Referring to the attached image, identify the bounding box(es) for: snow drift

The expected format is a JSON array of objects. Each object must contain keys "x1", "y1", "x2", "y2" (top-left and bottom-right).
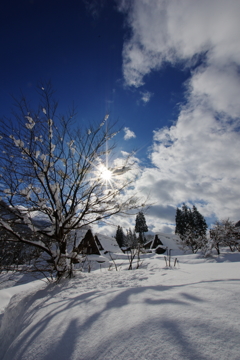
[{"x1": 1, "y1": 249, "x2": 240, "y2": 360}]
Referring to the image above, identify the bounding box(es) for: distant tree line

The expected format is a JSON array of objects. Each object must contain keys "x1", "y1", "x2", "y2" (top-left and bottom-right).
[
  {"x1": 115, "y1": 211, "x2": 148, "y2": 249},
  {"x1": 175, "y1": 204, "x2": 208, "y2": 253},
  {"x1": 175, "y1": 203, "x2": 240, "y2": 254}
]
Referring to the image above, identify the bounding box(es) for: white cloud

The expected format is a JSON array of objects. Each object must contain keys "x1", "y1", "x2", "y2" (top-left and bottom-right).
[
  {"x1": 130, "y1": 88, "x2": 240, "y2": 229},
  {"x1": 115, "y1": 0, "x2": 240, "y2": 232},
  {"x1": 123, "y1": 127, "x2": 136, "y2": 140},
  {"x1": 118, "y1": 0, "x2": 240, "y2": 87},
  {"x1": 140, "y1": 90, "x2": 153, "y2": 104}
]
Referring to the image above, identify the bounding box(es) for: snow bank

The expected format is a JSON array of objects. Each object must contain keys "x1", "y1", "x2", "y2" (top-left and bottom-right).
[
  {"x1": 0, "y1": 280, "x2": 44, "y2": 315},
  {"x1": 1, "y1": 252, "x2": 240, "y2": 360}
]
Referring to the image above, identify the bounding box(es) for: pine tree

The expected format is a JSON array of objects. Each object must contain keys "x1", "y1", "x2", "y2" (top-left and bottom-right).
[
  {"x1": 192, "y1": 205, "x2": 208, "y2": 238},
  {"x1": 175, "y1": 204, "x2": 207, "y2": 253},
  {"x1": 126, "y1": 228, "x2": 138, "y2": 248},
  {"x1": 115, "y1": 226, "x2": 125, "y2": 248},
  {"x1": 175, "y1": 207, "x2": 184, "y2": 236},
  {"x1": 175, "y1": 204, "x2": 192, "y2": 236},
  {"x1": 135, "y1": 211, "x2": 148, "y2": 243}
]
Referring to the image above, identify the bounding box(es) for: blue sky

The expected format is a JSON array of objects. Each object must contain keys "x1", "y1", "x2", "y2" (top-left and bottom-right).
[
  {"x1": 0, "y1": 0, "x2": 189, "y2": 155},
  {"x1": 1, "y1": 0, "x2": 240, "y2": 234}
]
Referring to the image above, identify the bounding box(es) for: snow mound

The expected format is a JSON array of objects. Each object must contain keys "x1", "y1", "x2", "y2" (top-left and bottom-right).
[{"x1": 1, "y1": 252, "x2": 240, "y2": 360}]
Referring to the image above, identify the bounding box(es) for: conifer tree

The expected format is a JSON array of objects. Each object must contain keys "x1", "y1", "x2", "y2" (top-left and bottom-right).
[
  {"x1": 175, "y1": 207, "x2": 184, "y2": 236},
  {"x1": 126, "y1": 228, "x2": 138, "y2": 248},
  {"x1": 192, "y1": 205, "x2": 208, "y2": 238},
  {"x1": 135, "y1": 211, "x2": 148, "y2": 243},
  {"x1": 115, "y1": 226, "x2": 125, "y2": 248},
  {"x1": 175, "y1": 204, "x2": 207, "y2": 253}
]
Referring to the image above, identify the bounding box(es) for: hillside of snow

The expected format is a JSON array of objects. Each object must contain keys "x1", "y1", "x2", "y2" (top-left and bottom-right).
[{"x1": 1, "y1": 247, "x2": 240, "y2": 360}]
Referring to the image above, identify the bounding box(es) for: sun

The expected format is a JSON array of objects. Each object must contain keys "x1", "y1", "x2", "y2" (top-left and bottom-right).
[{"x1": 99, "y1": 166, "x2": 112, "y2": 182}]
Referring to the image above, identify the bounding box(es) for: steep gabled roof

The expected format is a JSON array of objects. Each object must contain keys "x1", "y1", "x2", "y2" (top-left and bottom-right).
[
  {"x1": 95, "y1": 233, "x2": 121, "y2": 253},
  {"x1": 94, "y1": 235, "x2": 104, "y2": 251},
  {"x1": 75, "y1": 230, "x2": 122, "y2": 255},
  {"x1": 144, "y1": 235, "x2": 163, "y2": 249},
  {"x1": 150, "y1": 235, "x2": 163, "y2": 249},
  {"x1": 76, "y1": 229, "x2": 101, "y2": 255}
]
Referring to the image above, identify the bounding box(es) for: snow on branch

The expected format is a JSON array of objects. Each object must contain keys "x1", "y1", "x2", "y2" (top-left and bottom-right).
[{"x1": 0, "y1": 84, "x2": 144, "y2": 280}]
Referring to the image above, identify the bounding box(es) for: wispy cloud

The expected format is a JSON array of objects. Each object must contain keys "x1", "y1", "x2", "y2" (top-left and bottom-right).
[
  {"x1": 140, "y1": 91, "x2": 153, "y2": 104},
  {"x1": 83, "y1": 0, "x2": 106, "y2": 19},
  {"x1": 123, "y1": 127, "x2": 136, "y2": 140},
  {"x1": 116, "y1": 0, "x2": 240, "y2": 231}
]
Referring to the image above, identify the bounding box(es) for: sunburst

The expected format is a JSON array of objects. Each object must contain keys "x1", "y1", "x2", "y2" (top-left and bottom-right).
[
  {"x1": 99, "y1": 165, "x2": 113, "y2": 182},
  {"x1": 89, "y1": 114, "x2": 130, "y2": 189}
]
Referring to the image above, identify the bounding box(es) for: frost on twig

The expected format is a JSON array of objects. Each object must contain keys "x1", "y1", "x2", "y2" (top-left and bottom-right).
[{"x1": 0, "y1": 84, "x2": 144, "y2": 280}]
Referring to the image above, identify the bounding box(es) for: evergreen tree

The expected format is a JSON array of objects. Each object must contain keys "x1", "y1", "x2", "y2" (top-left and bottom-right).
[
  {"x1": 125, "y1": 228, "x2": 138, "y2": 248},
  {"x1": 115, "y1": 226, "x2": 125, "y2": 248},
  {"x1": 175, "y1": 207, "x2": 184, "y2": 236},
  {"x1": 175, "y1": 204, "x2": 208, "y2": 253},
  {"x1": 175, "y1": 204, "x2": 191, "y2": 236},
  {"x1": 135, "y1": 211, "x2": 148, "y2": 243},
  {"x1": 192, "y1": 205, "x2": 208, "y2": 238}
]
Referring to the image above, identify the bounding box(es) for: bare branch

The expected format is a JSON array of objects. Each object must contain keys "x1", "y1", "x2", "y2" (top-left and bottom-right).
[{"x1": 0, "y1": 84, "x2": 144, "y2": 279}]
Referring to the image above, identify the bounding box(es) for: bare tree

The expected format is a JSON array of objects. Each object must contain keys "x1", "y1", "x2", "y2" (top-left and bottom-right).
[
  {"x1": 0, "y1": 84, "x2": 141, "y2": 279},
  {"x1": 125, "y1": 228, "x2": 143, "y2": 270},
  {"x1": 209, "y1": 219, "x2": 240, "y2": 254}
]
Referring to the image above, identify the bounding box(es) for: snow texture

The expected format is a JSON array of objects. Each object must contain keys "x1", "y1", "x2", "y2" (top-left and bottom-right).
[{"x1": 0, "y1": 240, "x2": 240, "y2": 360}]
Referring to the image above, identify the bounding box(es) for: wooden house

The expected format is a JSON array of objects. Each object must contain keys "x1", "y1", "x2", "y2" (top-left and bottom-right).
[
  {"x1": 76, "y1": 229, "x2": 102, "y2": 255},
  {"x1": 144, "y1": 235, "x2": 163, "y2": 249},
  {"x1": 235, "y1": 220, "x2": 240, "y2": 228}
]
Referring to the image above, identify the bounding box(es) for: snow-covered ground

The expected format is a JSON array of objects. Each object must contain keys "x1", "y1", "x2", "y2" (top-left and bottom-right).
[{"x1": 0, "y1": 247, "x2": 240, "y2": 360}]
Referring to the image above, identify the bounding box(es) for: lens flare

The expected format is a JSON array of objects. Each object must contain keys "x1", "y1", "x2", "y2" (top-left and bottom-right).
[{"x1": 101, "y1": 168, "x2": 112, "y2": 181}]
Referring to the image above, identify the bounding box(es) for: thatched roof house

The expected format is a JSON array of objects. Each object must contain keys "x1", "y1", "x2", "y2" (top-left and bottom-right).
[
  {"x1": 76, "y1": 229, "x2": 102, "y2": 255},
  {"x1": 75, "y1": 229, "x2": 121, "y2": 256},
  {"x1": 144, "y1": 235, "x2": 163, "y2": 249}
]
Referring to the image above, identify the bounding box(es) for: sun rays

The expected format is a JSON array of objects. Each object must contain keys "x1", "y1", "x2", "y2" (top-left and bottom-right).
[
  {"x1": 88, "y1": 114, "x2": 131, "y2": 190},
  {"x1": 98, "y1": 164, "x2": 113, "y2": 187},
  {"x1": 100, "y1": 167, "x2": 112, "y2": 181}
]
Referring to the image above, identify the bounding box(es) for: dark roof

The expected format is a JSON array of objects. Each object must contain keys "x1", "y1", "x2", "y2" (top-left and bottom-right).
[
  {"x1": 76, "y1": 229, "x2": 101, "y2": 255},
  {"x1": 144, "y1": 235, "x2": 163, "y2": 249}
]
